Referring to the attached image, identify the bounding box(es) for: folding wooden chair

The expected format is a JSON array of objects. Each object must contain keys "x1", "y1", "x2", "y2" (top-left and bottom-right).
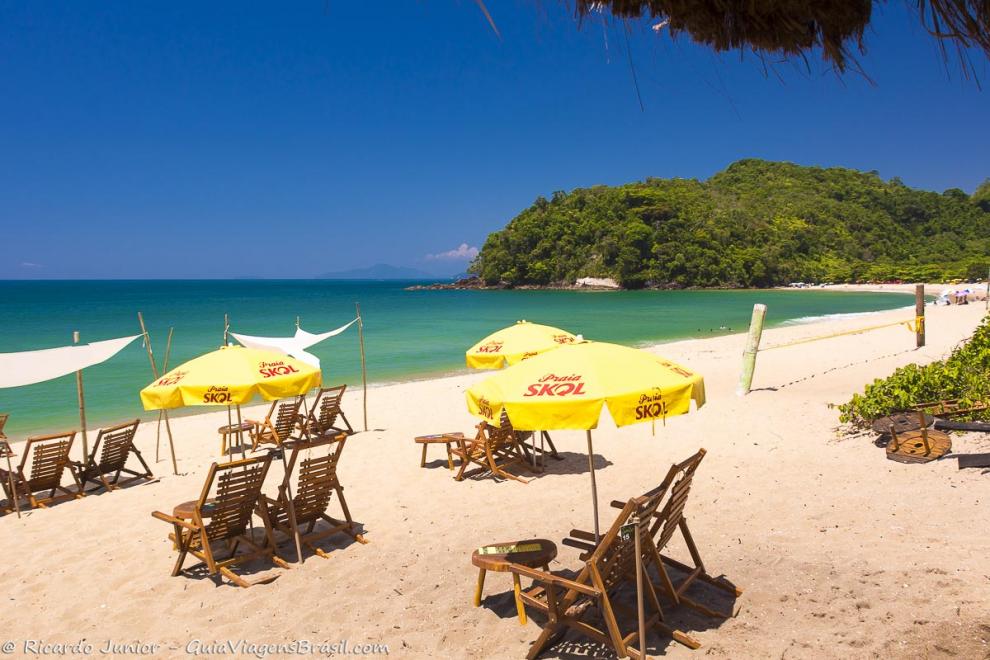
[
  {"x1": 0, "y1": 414, "x2": 20, "y2": 516},
  {"x1": 246, "y1": 396, "x2": 304, "y2": 450},
  {"x1": 506, "y1": 495, "x2": 696, "y2": 659},
  {"x1": 598, "y1": 448, "x2": 742, "y2": 619},
  {"x1": 298, "y1": 385, "x2": 354, "y2": 439},
  {"x1": 151, "y1": 454, "x2": 288, "y2": 588},
  {"x1": 451, "y1": 413, "x2": 534, "y2": 483},
  {"x1": 265, "y1": 434, "x2": 367, "y2": 563},
  {"x1": 73, "y1": 419, "x2": 154, "y2": 493},
  {"x1": 0, "y1": 431, "x2": 84, "y2": 509}
]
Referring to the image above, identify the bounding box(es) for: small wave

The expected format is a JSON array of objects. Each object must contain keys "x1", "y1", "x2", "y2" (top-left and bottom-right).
[{"x1": 779, "y1": 305, "x2": 914, "y2": 326}]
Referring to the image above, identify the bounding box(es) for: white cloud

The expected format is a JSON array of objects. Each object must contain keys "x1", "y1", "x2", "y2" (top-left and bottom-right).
[
  {"x1": 20, "y1": 262, "x2": 42, "y2": 268},
  {"x1": 425, "y1": 243, "x2": 479, "y2": 261}
]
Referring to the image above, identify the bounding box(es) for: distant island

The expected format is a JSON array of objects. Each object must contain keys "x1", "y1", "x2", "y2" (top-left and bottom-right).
[
  {"x1": 317, "y1": 264, "x2": 439, "y2": 280},
  {"x1": 465, "y1": 159, "x2": 990, "y2": 289}
]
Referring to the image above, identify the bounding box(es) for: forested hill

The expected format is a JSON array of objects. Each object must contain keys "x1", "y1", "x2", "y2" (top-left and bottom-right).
[{"x1": 469, "y1": 160, "x2": 990, "y2": 288}]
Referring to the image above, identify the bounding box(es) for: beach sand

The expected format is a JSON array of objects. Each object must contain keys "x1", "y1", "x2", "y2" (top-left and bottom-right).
[{"x1": 1, "y1": 303, "x2": 988, "y2": 659}]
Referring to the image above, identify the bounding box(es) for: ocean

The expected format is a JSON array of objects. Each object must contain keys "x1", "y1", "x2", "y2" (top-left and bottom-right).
[{"x1": 0, "y1": 280, "x2": 912, "y2": 438}]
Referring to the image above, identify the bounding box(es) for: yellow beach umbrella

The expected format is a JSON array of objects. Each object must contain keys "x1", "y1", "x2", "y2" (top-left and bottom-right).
[
  {"x1": 465, "y1": 340, "x2": 704, "y2": 539},
  {"x1": 465, "y1": 320, "x2": 578, "y2": 370},
  {"x1": 140, "y1": 345, "x2": 321, "y2": 411}
]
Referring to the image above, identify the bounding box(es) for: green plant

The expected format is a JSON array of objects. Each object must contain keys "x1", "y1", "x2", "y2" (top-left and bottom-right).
[{"x1": 838, "y1": 313, "x2": 990, "y2": 426}]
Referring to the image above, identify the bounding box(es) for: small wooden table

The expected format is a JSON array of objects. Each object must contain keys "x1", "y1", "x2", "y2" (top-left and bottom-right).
[
  {"x1": 472, "y1": 538, "x2": 557, "y2": 624},
  {"x1": 414, "y1": 432, "x2": 464, "y2": 470},
  {"x1": 172, "y1": 498, "x2": 218, "y2": 520},
  {"x1": 218, "y1": 422, "x2": 254, "y2": 456}
]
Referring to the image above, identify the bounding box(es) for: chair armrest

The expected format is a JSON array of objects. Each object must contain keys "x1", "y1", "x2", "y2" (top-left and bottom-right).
[
  {"x1": 561, "y1": 537, "x2": 596, "y2": 554},
  {"x1": 568, "y1": 528, "x2": 596, "y2": 542},
  {"x1": 151, "y1": 511, "x2": 198, "y2": 530},
  {"x1": 244, "y1": 418, "x2": 262, "y2": 426},
  {"x1": 506, "y1": 563, "x2": 600, "y2": 597}
]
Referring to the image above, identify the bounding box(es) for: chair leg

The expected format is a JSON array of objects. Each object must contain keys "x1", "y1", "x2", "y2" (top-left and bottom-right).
[
  {"x1": 473, "y1": 568, "x2": 486, "y2": 607},
  {"x1": 420, "y1": 443, "x2": 428, "y2": 468},
  {"x1": 513, "y1": 572, "x2": 527, "y2": 625},
  {"x1": 445, "y1": 444, "x2": 454, "y2": 470}
]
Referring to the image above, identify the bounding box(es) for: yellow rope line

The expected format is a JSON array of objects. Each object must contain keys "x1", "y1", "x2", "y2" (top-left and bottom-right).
[{"x1": 760, "y1": 317, "x2": 921, "y2": 352}]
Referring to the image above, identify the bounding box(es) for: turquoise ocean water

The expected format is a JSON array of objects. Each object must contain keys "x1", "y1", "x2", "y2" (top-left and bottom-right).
[{"x1": 0, "y1": 280, "x2": 912, "y2": 438}]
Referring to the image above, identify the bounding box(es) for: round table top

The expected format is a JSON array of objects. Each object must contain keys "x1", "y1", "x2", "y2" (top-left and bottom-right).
[
  {"x1": 217, "y1": 422, "x2": 254, "y2": 435},
  {"x1": 871, "y1": 412, "x2": 934, "y2": 434},
  {"x1": 415, "y1": 432, "x2": 464, "y2": 443},
  {"x1": 173, "y1": 498, "x2": 217, "y2": 519},
  {"x1": 472, "y1": 538, "x2": 557, "y2": 572}
]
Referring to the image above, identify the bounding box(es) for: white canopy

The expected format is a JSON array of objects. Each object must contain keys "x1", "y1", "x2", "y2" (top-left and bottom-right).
[
  {"x1": 0, "y1": 335, "x2": 140, "y2": 389},
  {"x1": 231, "y1": 319, "x2": 358, "y2": 368}
]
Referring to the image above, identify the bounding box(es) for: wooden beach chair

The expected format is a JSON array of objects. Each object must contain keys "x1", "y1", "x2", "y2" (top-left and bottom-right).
[
  {"x1": 591, "y1": 449, "x2": 741, "y2": 619},
  {"x1": 0, "y1": 414, "x2": 20, "y2": 516},
  {"x1": 265, "y1": 434, "x2": 367, "y2": 563},
  {"x1": 505, "y1": 496, "x2": 696, "y2": 659},
  {"x1": 246, "y1": 396, "x2": 304, "y2": 451},
  {"x1": 151, "y1": 454, "x2": 288, "y2": 588},
  {"x1": 0, "y1": 431, "x2": 84, "y2": 509},
  {"x1": 451, "y1": 414, "x2": 534, "y2": 483},
  {"x1": 73, "y1": 419, "x2": 154, "y2": 493},
  {"x1": 298, "y1": 385, "x2": 354, "y2": 439}
]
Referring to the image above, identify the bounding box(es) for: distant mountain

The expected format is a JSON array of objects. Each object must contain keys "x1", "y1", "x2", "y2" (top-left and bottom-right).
[{"x1": 316, "y1": 264, "x2": 438, "y2": 280}]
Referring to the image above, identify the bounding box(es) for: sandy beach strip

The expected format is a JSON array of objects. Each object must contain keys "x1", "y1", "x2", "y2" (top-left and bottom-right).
[{"x1": 0, "y1": 302, "x2": 987, "y2": 659}]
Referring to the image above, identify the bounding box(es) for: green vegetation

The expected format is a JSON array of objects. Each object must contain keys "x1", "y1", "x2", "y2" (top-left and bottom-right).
[
  {"x1": 839, "y1": 313, "x2": 990, "y2": 426},
  {"x1": 470, "y1": 160, "x2": 990, "y2": 288}
]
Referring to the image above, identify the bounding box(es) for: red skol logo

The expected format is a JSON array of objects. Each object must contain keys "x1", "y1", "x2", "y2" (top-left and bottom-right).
[
  {"x1": 477, "y1": 397, "x2": 494, "y2": 419},
  {"x1": 258, "y1": 361, "x2": 300, "y2": 379},
  {"x1": 634, "y1": 392, "x2": 667, "y2": 420},
  {"x1": 524, "y1": 374, "x2": 586, "y2": 397},
  {"x1": 477, "y1": 341, "x2": 503, "y2": 354},
  {"x1": 553, "y1": 334, "x2": 575, "y2": 345},
  {"x1": 203, "y1": 386, "x2": 232, "y2": 404},
  {"x1": 156, "y1": 370, "x2": 187, "y2": 387}
]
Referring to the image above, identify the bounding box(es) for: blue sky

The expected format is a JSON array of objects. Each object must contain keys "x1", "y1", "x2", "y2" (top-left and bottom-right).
[{"x1": 1, "y1": 2, "x2": 987, "y2": 279}]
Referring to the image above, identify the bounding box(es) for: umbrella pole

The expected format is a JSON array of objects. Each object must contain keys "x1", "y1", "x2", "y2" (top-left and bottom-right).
[
  {"x1": 73, "y1": 331, "x2": 89, "y2": 460},
  {"x1": 634, "y1": 514, "x2": 647, "y2": 659},
  {"x1": 236, "y1": 404, "x2": 247, "y2": 460},
  {"x1": 587, "y1": 430, "x2": 600, "y2": 543},
  {"x1": 163, "y1": 411, "x2": 178, "y2": 475}
]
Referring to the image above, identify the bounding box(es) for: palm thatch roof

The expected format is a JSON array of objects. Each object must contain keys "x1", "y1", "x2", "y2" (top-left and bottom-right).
[{"x1": 571, "y1": 1, "x2": 990, "y2": 73}]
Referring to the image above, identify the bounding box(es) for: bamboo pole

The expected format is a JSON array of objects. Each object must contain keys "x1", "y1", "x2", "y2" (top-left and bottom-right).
[
  {"x1": 587, "y1": 430, "x2": 600, "y2": 543},
  {"x1": 634, "y1": 515, "x2": 647, "y2": 660},
  {"x1": 138, "y1": 312, "x2": 179, "y2": 475},
  {"x1": 73, "y1": 331, "x2": 89, "y2": 459},
  {"x1": 736, "y1": 304, "x2": 767, "y2": 396},
  {"x1": 985, "y1": 267, "x2": 989, "y2": 311},
  {"x1": 356, "y1": 303, "x2": 368, "y2": 432},
  {"x1": 915, "y1": 285, "x2": 925, "y2": 348},
  {"x1": 154, "y1": 327, "x2": 174, "y2": 462},
  {"x1": 223, "y1": 313, "x2": 230, "y2": 346}
]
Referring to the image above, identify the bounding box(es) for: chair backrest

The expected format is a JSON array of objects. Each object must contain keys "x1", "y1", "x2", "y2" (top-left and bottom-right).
[
  {"x1": 22, "y1": 432, "x2": 76, "y2": 491},
  {"x1": 0, "y1": 413, "x2": 8, "y2": 439},
  {"x1": 308, "y1": 385, "x2": 347, "y2": 435},
  {"x1": 94, "y1": 420, "x2": 140, "y2": 470},
  {"x1": 270, "y1": 397, "x2": 304, "y2": 442},
  {"x1": 283, "y1": 435, "x2": 346, "y2": 524},
  {"x1": 591, "y1": 486, "x2": 668, "y2": 592},
  {"x1": 480, "y1": 411, "x2": 521, "y2": 454},
  {"x1": 648, "y1": 449, "x2": 706, "y2": 551},
  {"x1": 199, "y1": 454, "x2": 272, "y2": 543}
]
